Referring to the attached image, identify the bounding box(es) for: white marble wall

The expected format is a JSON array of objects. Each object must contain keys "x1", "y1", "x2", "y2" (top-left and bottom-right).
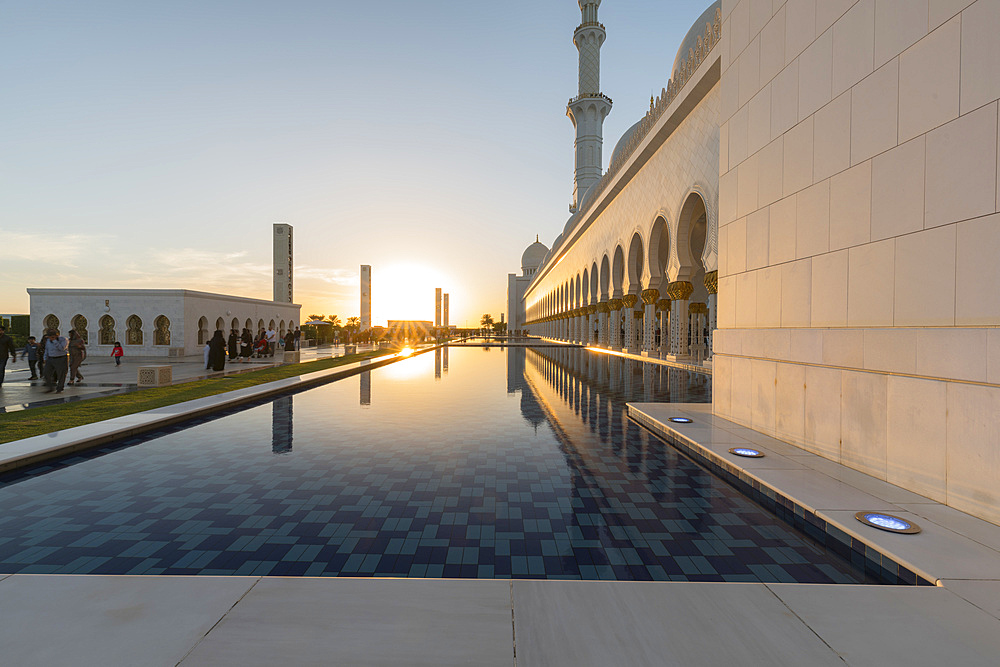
[{"x1": 715, "y1": 0, "x2": 1000, "y2": 524}]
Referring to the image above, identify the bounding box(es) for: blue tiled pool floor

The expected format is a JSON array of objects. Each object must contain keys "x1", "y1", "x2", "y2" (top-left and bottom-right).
[{"x1": 0, "y1": 347, "x2": 877, "y2": 583}]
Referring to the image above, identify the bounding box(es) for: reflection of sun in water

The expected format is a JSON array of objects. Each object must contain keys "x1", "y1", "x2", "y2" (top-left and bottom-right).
[{"x1": 372, "y1": 263, "x2": 451, "y2": 324}]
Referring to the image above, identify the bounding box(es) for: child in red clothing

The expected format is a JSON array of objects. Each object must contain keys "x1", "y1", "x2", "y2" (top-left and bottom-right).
[{"x1": 111, "y1": 341, "x2": 124, "y2": 366}]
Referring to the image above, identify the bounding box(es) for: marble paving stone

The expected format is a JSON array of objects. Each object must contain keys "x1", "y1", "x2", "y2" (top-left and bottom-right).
[
  {"x1": 818, "y1": 509, "x2": 1000, "y2": 582},
  {"x1": 791, "y1": 454, "x2": 936, "y2": 505},
  {"x1": 695, "y1": 439, "x2": 810, "y2": 470},
  {"x1": 0, "y1": 574, "x2": 257, "y2": 667},
  {"x1": 512, "y1": 580, "x2": 844, "y2": 667},
  {"x1": 768, "y1": 584, "x2": 1000, "y2": 667},
  {"x1": 748, "y1": 468, "x2": 901, "y2": 514},
  {"x1": 181, "y1": 578, "x2": 514, "y2": 667},
  {"x1": 897, "y1": 501, "x2": 1000, "y2": 554},
  {"x1": 941, "y1": 580, "x2": 1000, "y2": 620}
]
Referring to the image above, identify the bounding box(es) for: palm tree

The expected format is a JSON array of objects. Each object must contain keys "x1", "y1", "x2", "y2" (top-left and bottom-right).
[
  {"x1": 480, "y1": 314, "x2": 494, "y2": 334},
  {"x1": 344, "y1": 316, "x2": 361, "y2": 343},
  {"x1": 326, "y1": 315, "x2": 342, "y2": 328},
  {"x1": 307, "y1": 314, "x2": 325, "y2": 322}
]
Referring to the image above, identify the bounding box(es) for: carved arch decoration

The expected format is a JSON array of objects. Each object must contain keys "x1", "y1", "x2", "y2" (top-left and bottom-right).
[
  {"x1": 99, "y1": 315, "x2": 116, "y2": 345},
  {"x1": 126, "y1": 315, "x2": 143, "y2": 346},
  {"x1": 71, "y1": 314, "x2": 88, "y2": 343},
  {"x1": 43, "y1": 314, "x2": 59, "y2": 332},
  {"x1": 154, "y1": 315, "x2": 171, "y2": 346}
]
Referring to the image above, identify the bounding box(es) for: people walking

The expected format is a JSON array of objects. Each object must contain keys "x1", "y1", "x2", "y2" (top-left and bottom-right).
[
  {"x1": 208, "y1": 329, "x2": 227, "y2": 372},
  {"x1": 42, "y1": 328, "x2": 69, "y2": 393},
  {"x1": 111, "y1": 341, "x2": 124, "y2": 366},
  {"x1": 67, "y1": 329, "x2": 87, "y2": 385},
  {"x1": 292, "y1": 327, "x2": 301, "y2": 351},
  {"x1": 240, "y1": 328, "x2": 253, "y2": 361},
  {"x1": 22, "y1": 336, "x2": 40, "y2": 380},
  {"x1": 0, "y1": 325, "x2": 17, "y2": 386}
]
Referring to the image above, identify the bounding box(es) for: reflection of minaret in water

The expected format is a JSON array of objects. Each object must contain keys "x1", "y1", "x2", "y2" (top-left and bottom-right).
[
  {"x1": 360, "y1": 370, "x2": 371, "y2": 406},
  {"x1": 271, "y1": 395, "x2": 293, "y2": 454},
  {"x1": 435, "y1": 348, "x2": 442, "y2": 379},
  {"x1": 442, "y1": 345, "x2": 449, "y2": 374}
]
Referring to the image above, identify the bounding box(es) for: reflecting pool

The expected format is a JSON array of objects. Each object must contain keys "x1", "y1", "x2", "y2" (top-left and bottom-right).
[{"x1": 0, "y1": 347, "x2": 875, "y2": 582}]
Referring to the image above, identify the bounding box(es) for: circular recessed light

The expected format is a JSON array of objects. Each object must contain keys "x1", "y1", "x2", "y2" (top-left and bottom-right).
[
  {"x1": 854, "y1": 512, "x2": 921, "y2": 534},
  {"x1": 729, "y1": 447, "x2": 764, "y2": 458},
  {"x1": 668, "y1": 417, "x2": 693, "y2": 423}
]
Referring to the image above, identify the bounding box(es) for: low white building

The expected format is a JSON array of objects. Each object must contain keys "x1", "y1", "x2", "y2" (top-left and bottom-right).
[{"x1": 27, "y1": 288, "x2": 301, "y2": 357}]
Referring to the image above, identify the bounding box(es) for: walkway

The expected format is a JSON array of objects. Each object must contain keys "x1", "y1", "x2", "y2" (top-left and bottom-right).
[{"x1": 0, "y1": 344, "x2": 374, "y2": 413}]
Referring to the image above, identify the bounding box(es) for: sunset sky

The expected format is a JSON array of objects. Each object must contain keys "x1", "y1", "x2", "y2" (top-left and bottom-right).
[{"x1": 1, "y1": 1, "x2": 712, "y2": 327}]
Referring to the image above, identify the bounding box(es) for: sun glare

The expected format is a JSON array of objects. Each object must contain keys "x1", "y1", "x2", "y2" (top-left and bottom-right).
[{"x1": 372, "y1": 263, "x2": 452, "y2": 325}]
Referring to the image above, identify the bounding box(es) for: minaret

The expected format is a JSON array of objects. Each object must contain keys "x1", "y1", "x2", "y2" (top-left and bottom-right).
[{"x1": 567, "y1": 0, "x2": 612, "y2": 213}]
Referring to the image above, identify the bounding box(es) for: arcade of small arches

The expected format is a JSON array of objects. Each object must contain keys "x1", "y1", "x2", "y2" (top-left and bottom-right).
[
  {"x1": 523, "y1": 191, "x2": 717, "y2": 364},
  {"x1": 195, "y1": 317, "x2": 296, "y2": 345},
  {"x1": 41, "y1": 313, "x2": 173, "y2": 347}
]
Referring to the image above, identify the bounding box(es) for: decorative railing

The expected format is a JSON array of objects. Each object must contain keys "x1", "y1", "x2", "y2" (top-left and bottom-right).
[{"x1": 568, "y1": 92, "x2": 613, "y2": 107}]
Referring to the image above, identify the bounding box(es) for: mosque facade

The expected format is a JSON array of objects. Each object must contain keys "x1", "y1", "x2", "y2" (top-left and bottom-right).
[{"x1": 511, "y1": 0, "x2": 1000, "y2": 526}]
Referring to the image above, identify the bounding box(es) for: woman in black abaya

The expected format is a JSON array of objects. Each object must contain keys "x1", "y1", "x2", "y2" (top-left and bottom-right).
[{"x1": 208, "y1": 330, "x2": 227, "y2": 372}]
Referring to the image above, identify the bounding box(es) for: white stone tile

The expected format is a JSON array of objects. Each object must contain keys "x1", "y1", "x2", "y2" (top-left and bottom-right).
[
  {"x1": 184, "y1": 578, "x2": 515, "y2": 667},
  {"x1": 960, "y1": 0, "x2": 1000, "y2": 114},
  {"x1": 718, "y1": 275, "x2": 737, "y2": 328},
  {"x1": 720, "y1": 120, "x2": 730, "y2": 174},
  {"x1": 713, "y1": 353, "x2": 733, "y2": 415},
  {"x1": 886, "y1": 375, "x2": 948, "y2": 502},
  {"x1": 822, "y1": 328, "x2": 863, "y2": 367},
  {"x1": 756, "y1": 265, "x2": 782, "y2": 326},
  {"x1": 847, "y1": 239, "x2": 895, "y2": 327},
  {"x1": 898, "y1": 15, "x2": 961, "y2": 143},
  {"x1": 780, "y1": 258, "x2": 812, "y2": 327},
  {"x1": 874, "y1": 0, "x2": 929, "y2": 67},
  {"x1": 956, "y1": 213, "x2": 1000, "y2": 326},
  {"x1": 757, "y1": 135, "x2": 784, "y2": 206},
  {"x1": 990, "y1": 328, "x2": 1000, "y2": 385},
  {"x1": 746, "y1": 207, "x2": 771, "y2": 271},
  {"x1": 897, "y1": 501, "x2": 1000, "y2": 553},
  {"x1": 797, "y1": 28, "x2": 833, "y2": 121},
  {"x1": 768, "y1": 195, "x2": 797, "y2": 264},
  {"x1": 803, "y1": 364, "x2": 842, "y2": 459},
  {"x1": 790, "y1": 328, "x2": 824, "y2": 364},
  {"x1": 721, "y1": 13, "x2": 733, "y2": 72},
  {"x1": 851, "y1": 58, "x2": 899, "y2": 165},
  {"x1": 940, "y1": 581, "x2": 1000, "y2": 622},
  {"x1": 762, "y1": 327, "x2": 792, "y2": 358},
  {"x1": 718, "y1": 222, "x2": 731, "y2": 277},
  {"x1": 775, "y1": 361, "x2": 806, "y2": 443},
  {"x1": 863, "y1": 327, "x2": 918, "y2": 374},
  {"x1": 731, "y1": 355, "x2": 754, "y2": 424},
  {"x1": 841, "y1": 370, "x2": 888, "y2": 477},
  {"x1": 760, "y1": 5, "x2": 787, "y2": 84},
  {"x1": 730, "y1": 0, "x2": 752, "y2": 57},
  {"x1": 751, "y1": 358, "x2": 777, "y2": 434},
  {"x1": 929, "y1": 0, "x2": 975, "y2": 29},
  {"x1": 812, "y1": 90, "x2": 852, "y2": 182},
  {"x1": 728, "y1": 216, "x2": 748, "y2": 274},
  {"x1": 747, "y1": 84, "x2": 772, "y2": 156},
  {"x1": 739, "y1": 37, "x2": 761, "y2": 109},
  {"x1": 829, "y1": 160, "x2": 872, "y2": 250},
  {"x1": 795, "y1": 180, "x2": 830, "y2": 258},
  {"x1": 729, "y1": 103, "x2": 749, "y2": 167},
  {"x1": 797, "y1": 455, "x2": 937, "y2": 505},
  {"x1": 770, "y1": 59, "x2": 800, "y2": 139},
  {"x1": 810, "y1": 249, "x2": 849, "y2": 327},
  {"x1": 735, "y1": 271, "x2": 758, "y2": 328},
  {"x1": 737, "y1": 152, "x2": 759, "y2": 217},
  {"x1": 782, "y1": 116, "x2": 814, "y2": 195},
  {"x1": 512, "y1": 580, "x2": 845, "y2": 667},
  {"x1": 768, "y1": 584, "x2": 1000, "y2": 665},
  {"x1": 925, "y1": 102, "x2": 998, "y2": 229},
  {"x1": 784, "y1": 0, "x2": 818, "y2": 62},
  {"x1": 832, "y1": 0, "x2": 875, "y2": 96},
  {"x1": 757, "y1": 466, "x2": 899, "y2": 511},
  {"x1": 721, "y1": 55, "x2": 741, "y2": 121},
  {"x1": 0, "y1": 575, "x2": 256, "y2": 667},
  {"x1": 914, "y1": 328, "x2": 988, "y2": 382},
  {"x1": 749, "y1": 0, "x2": 774, "y2": 36},
  {"x1": 817, "y1": 0, "x2": 857, "y2": 35},
  {"x1": 893, "y1": 225, "x2": 956, "y2": 326},
  {"x1": 871, "y1": 136, "x2": 925, "y2": 240},
  {"x1": 946, "y1": 382, "x2": 1000, "y2": 525},
  {"x1": 742, "y1": 329, "x2": 766, "y2": 357},
  {"x1": 719, "y1": 168, "x2": 738, "y2": 225}
]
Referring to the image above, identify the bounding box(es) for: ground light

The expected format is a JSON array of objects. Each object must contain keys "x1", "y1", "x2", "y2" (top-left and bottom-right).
[
  {"x1": 854, "y1": 512, "x2": 921, "y2": 534},
  {"x1": 668, "y1": 417, "x2": 692, "y2": 423},
  {"x1": 729, "y1": 447, "x2": 764, "y2": 458}
]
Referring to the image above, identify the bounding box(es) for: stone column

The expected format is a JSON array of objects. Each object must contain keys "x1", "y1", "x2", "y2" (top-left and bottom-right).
[
  {"x1": 640, "y1": 289, "x2": 659, "y2": 354},
  {"x1": 596, "y1": 302, "x2": 610, "y2": 346},
  {"x1": 666, "y1": 281, "x2": 693, "y2": 357},
  {"x1": 621, "y1": 294, "x2": 638, "y2": 352},
  {"x1": 704, "y1": 271, "x2": 718, "y2": 360},
  {"x1": 607, "y1": 298, "x2": 623, "y2": 349},
  {"x1": 689, "y1": 302, "x2": 708, "y2": 362},
  {"x1": 656, "y1": 298, "x2": 671, "y2": 357}
]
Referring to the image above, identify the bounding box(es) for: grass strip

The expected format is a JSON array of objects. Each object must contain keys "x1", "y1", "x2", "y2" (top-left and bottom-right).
[{"x1": 0, "y1": 350, "x2": 392, "y2": 445}]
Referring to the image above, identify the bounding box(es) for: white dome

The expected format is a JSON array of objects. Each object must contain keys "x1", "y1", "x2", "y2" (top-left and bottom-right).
[
  {"x1": 609, "y1": 119, "x2": 643, "y2": 166},
  {"x1": 671, "y1": 1, "x2": 721, "y2": 80},
  {"x1": 521, "y1": 238, "x2": 549, "y2": 273}
]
